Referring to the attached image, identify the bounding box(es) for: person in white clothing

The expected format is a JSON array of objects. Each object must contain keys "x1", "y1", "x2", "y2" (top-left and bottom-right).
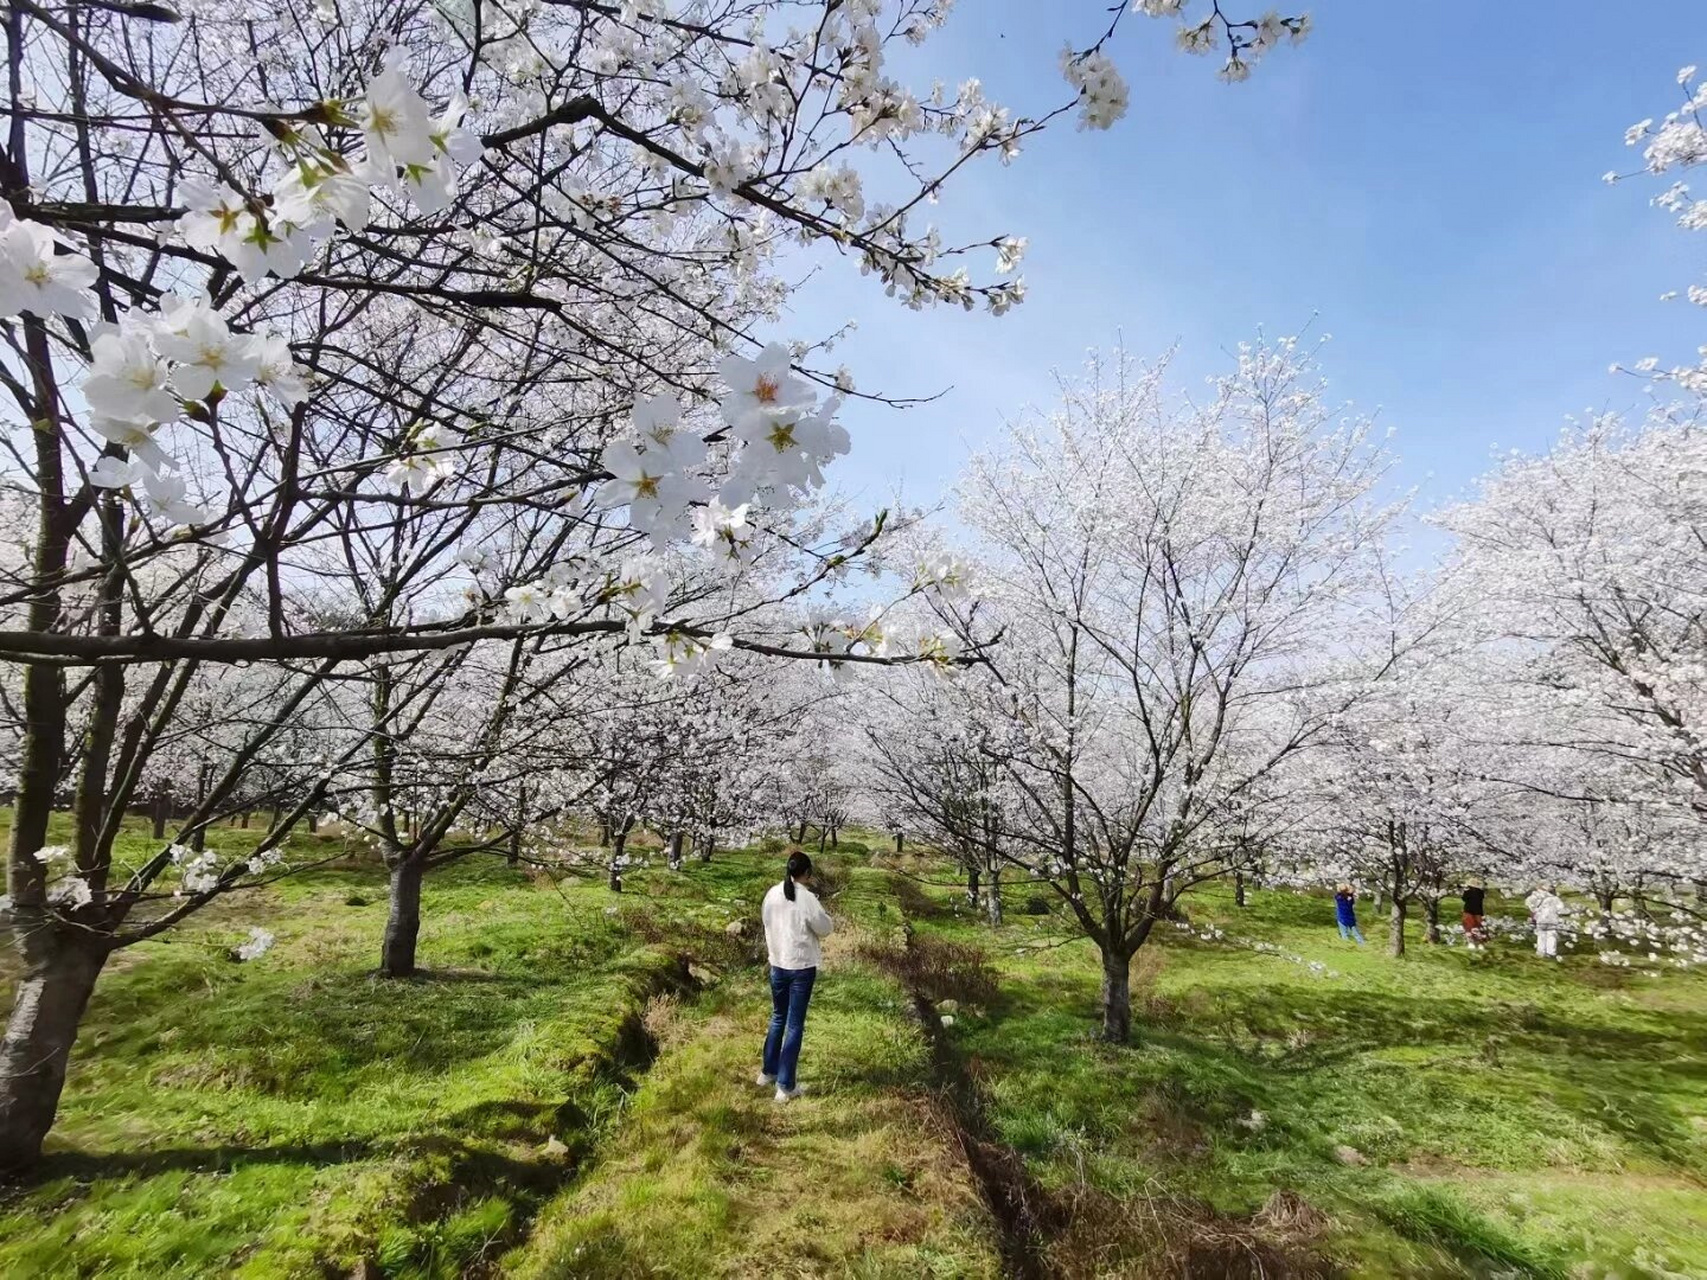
[
  {"x1": 1526, "y1": 885, "x2": 1565, "y2": 959},
  {"x1": 758, "y1": 849, "x2": 834, "y2": 1102}
]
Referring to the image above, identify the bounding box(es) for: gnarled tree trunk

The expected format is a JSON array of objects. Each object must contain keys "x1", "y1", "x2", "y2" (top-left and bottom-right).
[
  {"x1": 1424, "y1": 896, "x2": 1441, "y2": 944},
  {"x1": 380, "y1": 857, "x2": 425, "y2": 977},
  {"x1": 1390, "y1": 899, "x2": 1408, "y2": 958},
  {"x1": 667, "y1": 830, "x2": 685, "y2": 871},
  {"x1": 0, "y1": 927, "x2": 108, "y2": 1169}
]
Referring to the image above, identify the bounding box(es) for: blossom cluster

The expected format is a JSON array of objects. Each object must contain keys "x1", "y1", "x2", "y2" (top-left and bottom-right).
[
  {"x1": 1611, "y1": 66, "x2": 1707, "y2": 391},
  {"x1": 15, "y1": 846, "x2": 95, "y2": 912},
  {"x1": 1059, "y1": 48, "x2": 1129, "y2": 131},
  {"x1": 178, "y1": 51, "x2": 483, "y2": 285},
  {"x1": 2, "y1": 213, "x2": 310, "y2": 526}
]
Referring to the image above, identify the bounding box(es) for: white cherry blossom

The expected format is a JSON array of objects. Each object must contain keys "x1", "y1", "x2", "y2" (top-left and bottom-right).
[
  {"x1": 83, "y1": 325, "x2": 179, "y2": 425},
  {"x1": 0, "y1": 214, "x2": 97, "y2": 320}
]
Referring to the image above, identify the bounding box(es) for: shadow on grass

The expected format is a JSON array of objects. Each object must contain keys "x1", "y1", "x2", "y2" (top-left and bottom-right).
[{"x1": 26, "y1": 1139, "x2": 373, "y2": 1183}]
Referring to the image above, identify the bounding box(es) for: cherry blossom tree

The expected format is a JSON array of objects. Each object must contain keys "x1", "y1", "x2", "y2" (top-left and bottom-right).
[
  {"x1": 1435, "y1": 415, "x2": 1707, "y2": 826},
  {"x1": 863, "y1": 664, "x2": 1012, "y2": 922},
  {"x1": 1284, "y1": 659, "x2": 1501, "y2": 956},
  {"x1": 937, "y1": 338, "x2": 1398, "y2": 1041}
]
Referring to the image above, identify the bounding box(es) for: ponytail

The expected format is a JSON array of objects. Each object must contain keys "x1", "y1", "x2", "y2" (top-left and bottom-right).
[{"x1": 783, "y1": 849, "x2": 812, "y2": 901}]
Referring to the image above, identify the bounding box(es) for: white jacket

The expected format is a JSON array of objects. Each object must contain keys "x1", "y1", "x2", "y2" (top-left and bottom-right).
[
  {"x1": 762, "y1": 880, "x2": 834, "y2": 970},
  {"x1": 1527, "y1": 890, "x2": 1564, "y2": 927}
]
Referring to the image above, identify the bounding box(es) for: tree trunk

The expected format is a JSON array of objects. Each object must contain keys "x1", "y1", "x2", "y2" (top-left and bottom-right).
[
  {"x1": 598, "y1": 813, "x2": 613, "y2": 847},
  {"x1": 150, "y1": 790, "x2": 170, "y2": 840},
  {"x1": 795, "y1": 821, "x2": 808, "y2": 843},
  {"x1": 1099, "y1": 948, "x2": 1132, "y2": 1043},
  {"x1": 380, "y1": 858, "x2": 425, "y2": 978},
  {"x1": 1595, "y1": 887, "x2": 1615, "y2": 920},
  {"x1": 0, "y1": 929, "x2": 107, "y2": 1169},
  {"x1": 508, "y1": 783, "x2": 527, "y2": 866},
  {"x1": 239, "y1": 811, "x2": 251, "y2": 829},
  {"x1": 894, "y1": 831, "x2": 904, "y2": 853},
  {"x1": 1390, "y1": 899, "x2": 1407, "y2": 958},
  {"x1": 1234, "y1": 870, "x2": 1246, "y2": 908},
  {"x1": 307, "y1": 812, "x2": 319, "y2": 834},
  {"x1": 608, "y1": 818, "x2": 634, "y2": 893},
  {"x1": 1424, "y1": 897, "x2": 1441, "y2": 945},
  {"x1": 667, "y1": 831, "x2": 685, "y2": 871},
  {"x1": 697, "y1": 831, "x2": 715, "y2": 863},
  {"x1": 829, "y1": 823, "x2": 840, "y2": 849},
  {"x1": 983, "y1": 865, "x2": 1003, "y2": 926},
  {"x1": 190, "y1": 762, "x2": 211, "y2": 851},
  {"x1": 965, "y1": 863, "x2": 980, "y2": 908}
]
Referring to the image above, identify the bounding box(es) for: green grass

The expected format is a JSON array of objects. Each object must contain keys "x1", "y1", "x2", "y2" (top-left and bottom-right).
[
  {"x1": 2, "y1": 820, "x2": 1703, "y2": 1277},
  {"x1": 901, "y1": 870, "x2": 1707, "y2": 1278},
  {"x1": 0, "y1": 815, "x2": 737, "y2": 1278}
]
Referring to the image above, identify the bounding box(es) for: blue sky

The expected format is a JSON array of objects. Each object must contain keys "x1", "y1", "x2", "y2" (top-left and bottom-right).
[{"x1": 779, "y1": 3, "x2": 1703, "y2": 523}]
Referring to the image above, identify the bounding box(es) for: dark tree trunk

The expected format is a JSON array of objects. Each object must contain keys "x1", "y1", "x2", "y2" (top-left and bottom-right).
[
  {"x1": 508, "y1": 783, "x2": 527, "y2": 866},
  {"x1": 1390, "y1": 899, "x2": 1408, "y2": 958},
  {"x1": 239, "y1": 811, "x2": 251, "y2": 829},
  {"x1": 829, "y1": 823, "x2": 840, "y2": 849},
  {"x1": 795, "y1": 821, "x2": 808, "y2": 843},
  {"x1": 150, "y1": 790, "x2": 170, "y2": 840},
  {"x1": 1424, "y1": 897, "x2": 1441, "y2": 945},
  {"x1": 667, "y1": 831, "x2": 685, "y2": 871},
  {"x1": 608, "y1": 817, "x2": 634, "y2": 892},
  {"x1": 1099, "y1": 947, "x2": 1132, "y2": 1043},
  {"x1": 380, "y1": 858, "x2": 425, "y2": 978},
  {"x1": 983, "y1": 865, "x2": 1003, "y2": 926},
  {"x1": 696, "y1": 831, "x2": 715, "y2": 863},
  {"x1": 307, "y1": 812, "x2": 319, "y2": 834},
  {"x1": 0, "y1": 930, "x2": 107, "y2": 1169},
  {"x1": 598, "y1": 813, "x2": 613, "y2": 847},
  {"x1": 1234, "y1": 870, "x2": 1246, "y2": 908},
  {"x1": 894, "y1": 831, "x2": 904, "y2": 853},
  {"x1": 190, "y1": 762, "x2": 211, "y2": 851},
  {"x1": 965, "y1": 863, "x2": 980, "y2": 908},
  {"x1": 1595, "y1": 887, "x2": 1615, "y2": 920}
]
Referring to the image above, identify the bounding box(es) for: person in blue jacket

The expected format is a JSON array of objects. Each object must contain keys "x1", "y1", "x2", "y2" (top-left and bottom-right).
[{"x1": 1334, "y1": 883, "x2": 1366, "y2": 944}]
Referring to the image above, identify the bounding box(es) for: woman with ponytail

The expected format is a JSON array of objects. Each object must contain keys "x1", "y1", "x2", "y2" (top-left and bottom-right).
[{"x1": 758, "y1": 849, "x2": 834, "y2": 1101}]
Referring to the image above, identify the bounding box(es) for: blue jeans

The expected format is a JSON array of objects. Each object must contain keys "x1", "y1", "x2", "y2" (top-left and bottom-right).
[
  {"x1": 762, "y1": 965, "x2": 817, "y2": 1090},
  {"x1": 1338, "y1": 921, "x2": 1365, "y2": 944}
]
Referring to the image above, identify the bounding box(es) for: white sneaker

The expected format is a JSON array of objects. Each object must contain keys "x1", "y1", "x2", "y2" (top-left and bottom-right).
[
  {"x1": 756, "y1": 1071, "x2": 776, "y2": 1087},
  {"x1": 774, "y1": 1085, "x2": 801, "y2": 1103}
]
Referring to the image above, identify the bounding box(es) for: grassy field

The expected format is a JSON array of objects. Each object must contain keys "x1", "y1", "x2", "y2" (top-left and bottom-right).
[{"x1": 0, "y1": 819, "x2": 1703, "y2": 1277}]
